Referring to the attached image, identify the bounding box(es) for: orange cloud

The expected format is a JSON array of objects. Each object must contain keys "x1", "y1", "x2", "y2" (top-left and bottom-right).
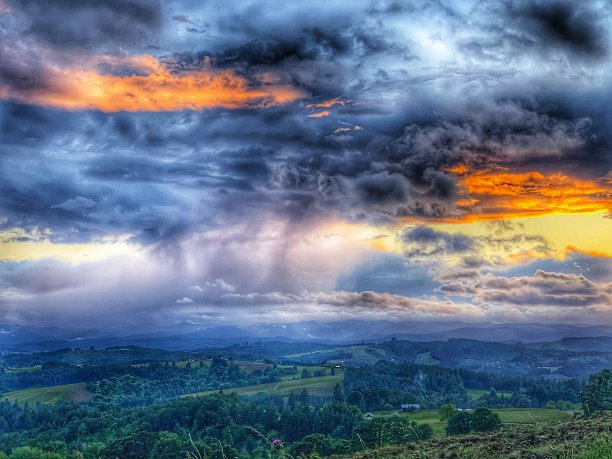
[
  {"x1": 453, "y1": 170, "x2": 612, "y2": 221},
  {"x1": 307, "y1": 110, "x2": 330, "y2": 118},
  {"x1": 1, "y1": 54, "x2": 303, "y2": 112},
  {"x1": 565, "y1": 245, "x2": 612, "y2": 259}
]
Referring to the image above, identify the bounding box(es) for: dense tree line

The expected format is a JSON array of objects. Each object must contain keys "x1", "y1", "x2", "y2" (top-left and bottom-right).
[
  {"x1": 0, "y1": 388, "x2": 434, "y2": 458},
  {"x1": 1, "y1": 357, "x2": 289, "y2": 401},
  {"x1": 85, "y1": 357, "x2": 285, "y2": 407},
  {"x1": 343, "y1": 362, "x2": 583, "y2": 411}
]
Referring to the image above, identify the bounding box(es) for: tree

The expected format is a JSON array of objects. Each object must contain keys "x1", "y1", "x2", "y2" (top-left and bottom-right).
[
  {"x1": 446, "y1": 411, "x2": 472, "y2": 435},
  {"x1": 439, "y1": 403, "x2": 458, "y2": 421},
  {"x1": 333, "y1": 383, "x2": 344, "y2": 403},
  {"x1": 101, "y1": 432, "x2": 158, "y2": 459},
  {"x1": 148, "y1": 432, "x2": 187, "y2": 459},
  {"x1": 346, "y1": 390, "x2": 365, "y2": 409},
  {"x1": 471, "y1": 407, "x2": 501, "y2": 432},
  {"x1": 581, "y1": 369, "x2": 612, "y2": 415},
  {"x1": 300, "y1": 388, "x2": 310, "y2": 405}
]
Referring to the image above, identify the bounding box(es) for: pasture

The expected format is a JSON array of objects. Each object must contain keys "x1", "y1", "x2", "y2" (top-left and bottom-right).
[
  {"x1": 188, "y1": 371, "x2": 345, "y2": 398},
  {"x1": 2, "y1": 382, "x2": 93, "y2": 406},
  {"x1": 371, "y1": 408, "x2": 575, "y2": 438}
]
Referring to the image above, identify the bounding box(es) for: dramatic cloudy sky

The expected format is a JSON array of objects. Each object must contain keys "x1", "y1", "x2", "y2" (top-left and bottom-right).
[{"x1": 0, "y1": 0, "x2": 611, "y2": 331}]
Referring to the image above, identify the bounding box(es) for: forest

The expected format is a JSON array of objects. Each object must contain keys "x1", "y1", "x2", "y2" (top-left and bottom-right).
[{"x1": 0, "y1": 344, "x2": 609, "y2": 458}]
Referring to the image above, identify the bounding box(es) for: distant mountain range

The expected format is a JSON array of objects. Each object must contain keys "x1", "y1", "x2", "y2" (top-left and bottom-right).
[{"x1": 1, "y1": 320, "x2": 612, "y2": 352}]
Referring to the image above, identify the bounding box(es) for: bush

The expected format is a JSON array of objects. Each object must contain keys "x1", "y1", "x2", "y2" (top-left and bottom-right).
[
  {"x1": 289, "y1": 434, "x2": 351, "y2": 457},
  {"x1": 439, "y1": 403, "x2": 458, "y2": 421},
  {"x1": 471, "y1": 407, "x2": 501, "y2": 432},
  {"x1": 352, "y1": 418, "x2": 433, "y2": 450},
  {"x1": 446, "y1": 411, "x2": 472, "y2": 435}
]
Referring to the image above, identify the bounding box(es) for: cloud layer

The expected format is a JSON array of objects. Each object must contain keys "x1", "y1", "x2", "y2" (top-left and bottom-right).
[{"x1": 0, "y1": 0, "x2": 611, "y2": 329}]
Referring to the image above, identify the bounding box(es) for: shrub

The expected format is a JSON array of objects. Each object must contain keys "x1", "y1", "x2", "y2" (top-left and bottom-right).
[
  {"x1": 471, "y1": 407, "x2": 501, "y2": 432},
  {"x1": 446, "y1": 411, "x2": 472, "y2": 435},
  {"x1": 439, "y1": 403, "x2": 458, "y2": 421}
]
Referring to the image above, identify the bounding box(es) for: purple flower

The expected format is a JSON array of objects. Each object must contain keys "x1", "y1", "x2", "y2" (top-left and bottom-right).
[{"x1": 272, "y1": 439, "x2": 281, "y2": 446}]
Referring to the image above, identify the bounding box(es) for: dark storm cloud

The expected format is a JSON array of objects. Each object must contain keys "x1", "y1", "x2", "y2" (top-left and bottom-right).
[
  {"x1": 161, "y1": 31, "x2": 358, "y2": 99},
  {"x1": 6, "y1": 0, "x2": 162, "y2": 50},
  {"x1": 464, "y1": 0, "x2": 609, "y2": 62},
  {"x1": 0, "y1": 91, "x2": 601, "y2": 243},
  {"x1": 0, "y1": 0, "x2": 609, "y2": 246},
  {"x1": 512, "y1": 1, "x2": 607, "y2": 58},
  {"x1": 402, "y1": 225, "x2": 475, "y2": 256},
  {"x1": 0, "y1": 21, "x2": 52, "y2": 93}
]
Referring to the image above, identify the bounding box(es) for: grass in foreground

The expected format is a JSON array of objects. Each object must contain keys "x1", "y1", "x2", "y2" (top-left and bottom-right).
[
  {"x1": 2, "y1": 382, "x2": 93, "y2": 406},
  {"x1": 340, "y1": 412, "x2": 612, "y2": 459}
]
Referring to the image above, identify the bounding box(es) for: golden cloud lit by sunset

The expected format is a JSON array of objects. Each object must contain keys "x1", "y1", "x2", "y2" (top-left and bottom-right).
[
  {"x1": 0, "y1": 54, "x2": 303, "y2": 112},
  {"x1": 450, "y1": 170, "x2": 612, "y2": 221}
]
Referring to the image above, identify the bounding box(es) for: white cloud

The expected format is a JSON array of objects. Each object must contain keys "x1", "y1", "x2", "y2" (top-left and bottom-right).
[
  {"x1": 176, "y1": 297, "x2": 194, "y2": 304},
  {"x1": 205, "y1": 278, "x2": 235, "y2": 292}
]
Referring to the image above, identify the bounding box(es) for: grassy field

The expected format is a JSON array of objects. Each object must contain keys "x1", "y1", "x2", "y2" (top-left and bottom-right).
[
  {"x1": 4, "y1": 366, "x2": 42, "y2": 374},
  {"x1": 2, "y1": 382, "x2": 93, "y2": 406},
  {"x1": 371, "y1": 408, "x2": 575, "y2": 438},
  {"x1": 496, "y1": 408, "x2": 574, "y2": 424},
  {"x1": 174, "y1": 359, "x2": 273, "y2": 371},
  {"x1": 188, "y1": 371, "x2": 345, "y2": 398}
]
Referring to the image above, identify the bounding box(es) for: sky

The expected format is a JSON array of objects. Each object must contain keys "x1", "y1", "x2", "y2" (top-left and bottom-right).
[{"x1": 0, "y1": 0, "x2": 611, "y2": 331}]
